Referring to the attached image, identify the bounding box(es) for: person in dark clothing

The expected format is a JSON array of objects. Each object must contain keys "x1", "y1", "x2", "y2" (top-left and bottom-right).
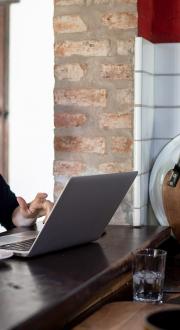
[{"x1": 0, "y1": 175, "x2": 53, "y2": 230}]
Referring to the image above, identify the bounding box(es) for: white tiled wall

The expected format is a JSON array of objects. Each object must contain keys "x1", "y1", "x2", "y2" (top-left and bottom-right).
[
  {"x1": 155, "y1": 44, "x2": 180, "y2": 74},
  {"x1": 133, "y1": 37, "x2": 180, "y2": 225},
  {"x1": 155, "y1": 76, "x2": 180, "y2": 106},
  {"x1": 134, "y1": 107, "x2": 155, "y2": 140},
  {"x1": 134, "y1": 140, "x2": 154, "y2": 173},
  {"x1": 154, "y1": 108, "x2": 180, "y2": 138}
]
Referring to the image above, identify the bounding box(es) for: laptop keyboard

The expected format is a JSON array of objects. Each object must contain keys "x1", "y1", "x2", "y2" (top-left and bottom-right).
[{"x1": 0, "y1": 238, "x2": 36, "y2": 251}]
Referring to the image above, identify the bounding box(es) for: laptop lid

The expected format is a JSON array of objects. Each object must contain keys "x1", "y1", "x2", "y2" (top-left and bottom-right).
[{"x1": 26, "y1": 171, "x2": 137, "y2": 257}]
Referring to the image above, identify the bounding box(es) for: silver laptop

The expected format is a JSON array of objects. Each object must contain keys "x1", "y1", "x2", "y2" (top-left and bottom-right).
[{"x1": 0, "y1": 171, "x2": 137, "y2": 257}]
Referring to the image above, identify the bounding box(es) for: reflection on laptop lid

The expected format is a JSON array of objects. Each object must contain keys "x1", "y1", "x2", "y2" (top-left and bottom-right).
[{"x1": 0, "y1": 171, "x2": 137, "y2": 257}]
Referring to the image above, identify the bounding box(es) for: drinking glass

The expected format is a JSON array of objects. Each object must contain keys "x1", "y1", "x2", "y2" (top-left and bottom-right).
[{"x1": 132, "y1": 248, "x2": 167, "y2": 303}]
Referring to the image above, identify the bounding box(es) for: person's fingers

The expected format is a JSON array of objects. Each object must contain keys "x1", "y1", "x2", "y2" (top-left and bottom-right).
[
  {"x1": 29, "y1": 193, "x2": 48, "y2": 213},
  {"x1": 17, "y1": 196, "x2": 29, "y2": 213},
  {"x1": 34, "y1": 193, "x2": 48, "y2": 201},
  {"x1": 43, "y1": 201, "x2": 54, "y2": 223},
  {"x1": 44, "y1": 200, "x2": 54, "y2": 211},
  {"x1": 17, "y1": 193, "x2": 52, "y2": 220}
]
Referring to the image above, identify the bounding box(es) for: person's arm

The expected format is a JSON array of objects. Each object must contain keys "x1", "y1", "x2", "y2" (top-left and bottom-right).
[
  {"x1": 12, "y1": 193, "x2": 54, "y2": 227},
  {"x1": 0, "y1": 175, "x2": 19, "y2": 230}
]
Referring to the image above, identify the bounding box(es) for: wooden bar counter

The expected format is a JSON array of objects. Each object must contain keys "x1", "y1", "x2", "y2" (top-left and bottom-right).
[
  {"x1": 73, "y1": 232, "x2": 180, "y2": 330},
  {"x1": 73, "y1": 301, "x2": 180, "y2": 330},
  {"x1": 0, "y1": 225, "x2": 171, "y2": 330}
]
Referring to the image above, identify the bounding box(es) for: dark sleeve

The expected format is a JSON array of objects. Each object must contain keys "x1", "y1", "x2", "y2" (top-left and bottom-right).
[{"x1": 0, "y1": 175, "x2": 18, "y2": 230}]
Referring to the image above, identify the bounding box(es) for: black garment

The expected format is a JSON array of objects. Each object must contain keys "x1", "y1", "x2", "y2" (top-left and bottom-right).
[{"x1": 0, "y1": 175, "x2": 18, "y2": 230}]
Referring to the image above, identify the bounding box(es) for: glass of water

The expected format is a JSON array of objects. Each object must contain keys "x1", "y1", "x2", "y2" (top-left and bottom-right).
[{"x1": 132, "y1": 248, "x2": 167, "y2": 303}]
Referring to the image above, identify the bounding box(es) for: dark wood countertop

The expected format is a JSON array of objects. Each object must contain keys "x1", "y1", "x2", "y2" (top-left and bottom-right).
[
  {"x1": 0, "y1": 225, "x2": 171, "y2": 330},
  {"x1": 73, "y1": 301, "x2": 180, "y2": 330}
]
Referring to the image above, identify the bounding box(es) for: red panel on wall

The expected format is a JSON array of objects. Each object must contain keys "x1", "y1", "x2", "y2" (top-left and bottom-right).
[{"x1": 138, "y1": 0, "x2": 180, "y2": 43}]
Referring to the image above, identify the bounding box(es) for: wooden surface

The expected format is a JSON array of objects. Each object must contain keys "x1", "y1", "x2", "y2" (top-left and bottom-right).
[
  {"x1": 72, "y1": 235, "x2": 180, "y2": 330},
  {"x1": 73, "y1": 301, "x2": 180, "y2": 330},
  {"x1": 0, "y1": 225, "x2": 170, "y2": 330}
]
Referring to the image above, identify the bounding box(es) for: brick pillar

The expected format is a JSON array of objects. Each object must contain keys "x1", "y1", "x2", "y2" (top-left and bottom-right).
[{"x1": 53, "y1": 0, "x2": 137, "y2": 224}]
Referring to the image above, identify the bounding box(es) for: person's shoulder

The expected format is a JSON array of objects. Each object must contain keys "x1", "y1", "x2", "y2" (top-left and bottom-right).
[
  {"x1": 0, "y1": 174, "x2": 8, "y2": 187},
  {"x1": 0, "y1": 174, "x2": 5, "y2": 182},
  {"x1": 0, "y1": 174, "x2": 4, "y2": 182}
]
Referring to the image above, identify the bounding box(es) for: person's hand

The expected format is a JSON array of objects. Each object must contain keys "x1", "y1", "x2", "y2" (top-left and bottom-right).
[
  {"x1": 42, "y1": 199, "x2": 54, "y2": 224},
  {"x1": 17, "y1": 193, "x2": 49, "y2": 218},
  {"x1": 12, "y1": 193, "x2": 54, "y2": 227}
]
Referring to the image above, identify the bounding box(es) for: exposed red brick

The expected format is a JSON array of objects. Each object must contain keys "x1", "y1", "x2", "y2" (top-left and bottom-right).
[
  {"x1": 54, "y1": 64, "x2": 87, "y2": 81},
  {"x1": 115, "y1": 0, "x2": 137, "y2": 3},
  {"x1": 54, "y1": 112, "x2": 87, "y2": 127},
  {"x1": 54, "y1": 182, "x2": 65, "y2": 201},
  {"x1": 94, "y1": 0, "x2": 111, "y2": 3},
  {"x1": 54, "y1": 16, "x2": 87, "y2": 33},
  {"x1": 111, "y1": 136, "x2": 132, "y2": 153},
  {"x1": 55, "y1": 0, "x2": 84, "y2": 5},
  {"x1": 102, "y1": 12, "x2": 137, "y2": 30},
  {"x1": 54, "y1": 160, "x2": 86, "y2": 175},
  {"x1": 54, "y1": 40, "x2": 110, "y2": 57},
  {"x1": 117, "y1": 39, "x2": 134, "y2": 55},
  {"x1": 117, "y1": 88, "x2": 133, "y2": 104},
  {"x1": 53, "y1": 0, "x2": 136, "y2": 225},
  {"x1": 99, "y1": 161, "x2": 132, "y2": 173},
  {"x1": 101, "y1": 64, "x2": 132, "y2": 80},
  {"x1": 54, "y1": 89, "x2": 107, "y2": 107},
  {"x1": 55, "y1": 136, "x2": 106, "y2": 154},
  {"x1": 95, "y1": 0, "x2": 136, "y2": 3},
  {"x1": 99, "y1": 113, "x2": 132, "y2": 129}
]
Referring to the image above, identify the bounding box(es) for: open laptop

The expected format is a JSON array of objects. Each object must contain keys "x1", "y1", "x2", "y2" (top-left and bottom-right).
[{"x1": 0, "y1": 171, "x2": 137, "y2": 257}]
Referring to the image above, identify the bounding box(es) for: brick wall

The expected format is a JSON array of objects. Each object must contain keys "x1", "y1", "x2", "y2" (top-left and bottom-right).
[{"x1": 53, "y1": 0, "x2": 137, "y2": 224}]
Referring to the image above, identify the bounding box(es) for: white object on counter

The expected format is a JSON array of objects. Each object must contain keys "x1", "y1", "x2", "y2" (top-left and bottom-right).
[{"x1": 149, "y1": 134, "x2": 180, "y2": 226}]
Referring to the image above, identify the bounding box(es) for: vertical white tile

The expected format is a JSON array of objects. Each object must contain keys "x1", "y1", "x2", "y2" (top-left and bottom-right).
[
  {"x1": 135, "y1": 37, "x2": 143, "y2": 71},
  {"x1": 140, "y1": 206, "x2": 148, "y2": 225},
  {"x1": 134, "y1": 140, "x2": 141, "y2": 172},
  {"x1": 135, "y1": 37, "x2": 154, "y2": 74},
  {"x1": 142, "y1": 39, "x2": 154, "y2": 74},
  {"x1": 135, "y1": 73, "x2": 154, "y2": 106},
  {"x1": 133, "y1": 206, "x2": 148, "y2": 226},
  {"x1": 140, "y1": 174, "x2": 149, "y2": 207},
  {"x1": 134, "y1": 72, "x2": 142, "y2": 105},
  {"x1": 135, "y1": 73, "x2": 154, "y2": 107},
  {"x1": 135, "y1": 72, "x2": 154, "y2": 106},
  {"x1": 133, "y1": 175, "x2": 141, "y2": 209},
  {"x1": 134, "y1": 140, "x2": 154, "y2": 174},
  {"x1": 141, "y1": 107, "x2": 155, "y2": 140},
  {"x1": 134, "y1": 107, "x2": 142, "y2": 140},
  {"x1": 141, "y1": 73, "x2": 154, "y2": 106},
  {"x1": 141, "y1": 140, "x2": 154, "y2": 172},
  {"x1": 155, "y1": 43, "x2": 180, "y2": 74},
  {"x1": 133, "y1": 173, "x2": 149, "y2": 208},
  {"x1": 133, "y1": 208, "x2": 141, "y2": 226},
  {"x1": 154, "y1": 108, "x2": 180, "y2": 138},
  {"x1": 155, "y1": 76, "x2": 180, "y2": 107}
]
